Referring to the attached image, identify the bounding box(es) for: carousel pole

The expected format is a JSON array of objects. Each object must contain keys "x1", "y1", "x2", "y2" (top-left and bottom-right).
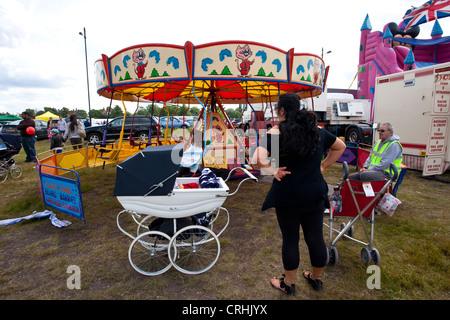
[{"x1": 79, "y1": 27, "x2": 91, "y2": 124}]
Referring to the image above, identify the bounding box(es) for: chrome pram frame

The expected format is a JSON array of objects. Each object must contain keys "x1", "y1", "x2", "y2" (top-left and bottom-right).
[{"x1": 324, "y1": 162, "x2": 398, "y2": 265}]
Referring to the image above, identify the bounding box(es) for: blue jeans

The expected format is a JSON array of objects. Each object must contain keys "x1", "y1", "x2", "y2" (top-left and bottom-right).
[{"x1": 21, "y1": 136, "x2": 37, "y2": 161}]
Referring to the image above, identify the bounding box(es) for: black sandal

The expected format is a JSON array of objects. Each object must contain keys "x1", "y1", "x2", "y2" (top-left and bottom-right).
[
  {"x1": 270, "y1": 274, "x2": 296, "y2": 296},
  {"x1": 302, "y1": 270, "x2": 323, "y2": 291}
]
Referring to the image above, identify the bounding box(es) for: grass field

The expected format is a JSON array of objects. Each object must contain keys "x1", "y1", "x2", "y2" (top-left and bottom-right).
[{"x1": 0, "y1": 139, "x2": 448, "y2": 301}]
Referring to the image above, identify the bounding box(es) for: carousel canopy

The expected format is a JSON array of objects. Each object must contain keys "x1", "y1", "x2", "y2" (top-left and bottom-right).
[{"x1": 94, "y1": 41, "x2": 329, "y2": 104}]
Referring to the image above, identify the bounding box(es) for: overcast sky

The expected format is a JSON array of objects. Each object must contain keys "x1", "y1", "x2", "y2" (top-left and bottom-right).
[{"x1": 0, "y1": 0, "x2": 448, "y2": 116}]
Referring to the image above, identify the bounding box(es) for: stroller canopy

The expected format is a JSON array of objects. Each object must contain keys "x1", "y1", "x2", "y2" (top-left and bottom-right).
[
  {"x1": 114, "y1": 144, "x2": 183, "y2": 197},
  {"x1": 0, "y1": 136, "x2": 6, "y2": 151},
  {"x1": 0, "y1": 133, "x2": 21, "y2": 150}
]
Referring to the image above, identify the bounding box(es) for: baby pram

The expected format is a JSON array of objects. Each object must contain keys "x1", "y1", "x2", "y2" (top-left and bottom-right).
[
  {"x1": 0, "y1": 133, "x2": 23, "y2": 183},
  {"x1": 324, "y1": 162, "x2": 398, "y2": 265},
  {"x1": 115, "y1": 144, "x2": 257, "y2": 276}
]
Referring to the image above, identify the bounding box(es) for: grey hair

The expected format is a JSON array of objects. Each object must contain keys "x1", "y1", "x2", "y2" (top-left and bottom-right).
[{"x1": 382, "y1": 123, "x2": 394, "y2": 132}]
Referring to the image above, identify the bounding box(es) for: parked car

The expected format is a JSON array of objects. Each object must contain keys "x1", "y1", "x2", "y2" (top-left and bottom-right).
[
  {"x1": 159, "y1": 116, "x2": 190, "y2": 129},
  {"x1": 175, "y1": 116, "x2": 196, "y2": 128},
  {"x1": 84, "y1": 115, "x2": 159, "y2": 144},
  {"x1": 235, "y1": 118, "x2": 249, "y2": 131},
  {"x1": 0, "y1": 119, "x2": 49, "y2": 140}
]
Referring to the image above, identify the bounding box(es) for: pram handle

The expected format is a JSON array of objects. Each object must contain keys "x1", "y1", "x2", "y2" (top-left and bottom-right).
[
  {"x1": 218, "y1": 167, "x2": 258, "y2": 197},
  {"x1": 241, "y1": 168, "x2": 258, "y2": 182},
  {"x1": 342, "y1": 161, "x2": 349, "y2": 181},
  {"x1": 224, "y1": 167, "x2": 258, "y2": 183},
  {"x1": 389, "y1": 163, "x2": 398, "y2": 182}
]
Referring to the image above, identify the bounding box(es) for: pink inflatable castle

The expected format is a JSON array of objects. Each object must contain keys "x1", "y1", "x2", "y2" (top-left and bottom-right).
[{"x1": 357, "y1": 13, "x2": 450, "y2": 110}]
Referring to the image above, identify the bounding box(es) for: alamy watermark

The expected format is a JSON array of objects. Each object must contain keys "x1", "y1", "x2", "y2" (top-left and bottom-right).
[
  {"x1": 366, "y1": 265, "x2": 381, "y2": 289},
  {"x1": 66, "y1": 265, "x2": 81, "y2": 290},
  {"x1": 169, "y1": 127, "x2": 279, "y2": 173}
]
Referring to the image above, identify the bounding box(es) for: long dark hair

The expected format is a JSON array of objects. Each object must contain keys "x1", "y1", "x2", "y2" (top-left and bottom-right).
[
  {"x1": 277, "y1": 93, "x2": 319, "y2": 158},
  {"x1": 69, "y1": 114, "x2": 78, "y2": 132}
]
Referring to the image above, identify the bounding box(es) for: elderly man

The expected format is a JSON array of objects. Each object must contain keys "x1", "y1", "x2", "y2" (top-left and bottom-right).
[{"x1": 349, "y1": 123, "x2": 403, "y2": 182}]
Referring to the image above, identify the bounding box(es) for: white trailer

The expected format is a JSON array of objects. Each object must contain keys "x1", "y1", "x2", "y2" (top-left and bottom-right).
[{"x1": 373, "y1": 62, "x2": 450, "y2": 176}]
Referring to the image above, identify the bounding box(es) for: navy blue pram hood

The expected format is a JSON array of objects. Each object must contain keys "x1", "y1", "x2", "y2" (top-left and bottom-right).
[
  {"x1": 0, "y1": 133, "x2": 21, "y2": 159},
  {"x1": 0, "y1": 133, "x2": 21, "y2": 150},
  {"x1": 113, "y1": 144, "x2": 183, "y2": 197}
]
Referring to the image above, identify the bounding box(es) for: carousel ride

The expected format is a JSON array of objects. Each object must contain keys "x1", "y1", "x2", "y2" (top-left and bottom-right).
[
  {"x1": 94, "y1": 41, "x2": 328, "y2": 173},
  {"x1": 38, "y1": 40, "x2": 329, "y2": 177}
]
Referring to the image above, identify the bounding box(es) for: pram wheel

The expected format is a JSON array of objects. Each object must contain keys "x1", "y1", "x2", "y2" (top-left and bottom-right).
[
  {"x1": 340, "y1": 222, "x2": 355, "y2": 237},
  {"x1": 128, "y1": 231, "x2": 172, "y2": 276},
  {"x1": 361, "y1": 247, "x2": 380, "y2": 265},
  {"x1": 327, "y1": 246, "x2": 339, "y2": 265},
  {"x1": 361, "y1": 248, "x2": 380, "y2": 265},
  {"x1": 168, "y1": 225, "x2": 220, "y2": 275},
  {"x1": 370, "y1": 248, "x2": 380, "y2": 265},
  {"x1": 361, "y1": 248, "x2": 371, "y2": 264},
  {"x1": 0, "y1": 167, "x2": 7, "y2": 183},
  {"x1": 9, "y1": 165, "x2": 22, "y2": 179}
]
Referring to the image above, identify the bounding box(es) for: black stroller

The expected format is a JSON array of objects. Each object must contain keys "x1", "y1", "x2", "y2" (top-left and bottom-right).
[{"x1": 0, "y1": 133, "x2": 23, "y2": 183}]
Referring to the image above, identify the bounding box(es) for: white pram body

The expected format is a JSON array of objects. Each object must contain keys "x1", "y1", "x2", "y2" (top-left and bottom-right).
[
  {"x1": 117, "y1": 177, "x2": 229, "y2": 219},
  {"x1": 114, "y1": 144, "x2": 257, "y2": 276}
]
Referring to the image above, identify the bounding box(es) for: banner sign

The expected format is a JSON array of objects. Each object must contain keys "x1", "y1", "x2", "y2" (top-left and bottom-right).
[
  {"x1": 335, "y1": 146, "x2": 358, "y2": 166},
  {"x1": 38, "y1": 165, "x2": 85, "y2": 225}
]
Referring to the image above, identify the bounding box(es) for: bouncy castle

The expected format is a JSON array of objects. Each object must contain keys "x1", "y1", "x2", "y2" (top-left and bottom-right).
[{"x1": 357, "y1": 1, "x2": 450, "y2": 109}]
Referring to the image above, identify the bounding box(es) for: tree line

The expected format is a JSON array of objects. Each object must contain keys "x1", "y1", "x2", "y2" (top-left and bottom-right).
[{"x1": 2, "y1": 104, "x2": 244, "y2": 120}]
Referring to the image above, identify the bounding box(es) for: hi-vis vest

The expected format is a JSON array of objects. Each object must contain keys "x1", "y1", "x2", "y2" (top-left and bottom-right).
[{"x1": 369, "y1": 139, "x2": 403, "y2": 173}]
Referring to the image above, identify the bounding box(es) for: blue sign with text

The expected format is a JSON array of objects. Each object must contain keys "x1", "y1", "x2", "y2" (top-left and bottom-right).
[{"x1": 39, "y1": 165, "x2": 85, "y2": 224}]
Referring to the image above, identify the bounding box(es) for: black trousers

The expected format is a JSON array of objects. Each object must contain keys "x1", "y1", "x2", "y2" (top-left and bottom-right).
[
  {"x1": 70, "y1": 137, "x2": 83, "y2": 150},
  {"x1": 275, "y1": 205, "x2": 327, "y2": 271}
]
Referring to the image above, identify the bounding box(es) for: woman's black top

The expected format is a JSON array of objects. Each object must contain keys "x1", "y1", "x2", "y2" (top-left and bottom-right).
[{"x1": 260, "y1": 128, "x2": 337, "y2": 211}]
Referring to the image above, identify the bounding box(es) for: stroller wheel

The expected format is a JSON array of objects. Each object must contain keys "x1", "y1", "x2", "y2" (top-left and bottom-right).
[
  {"x1": 327, "y1": 246, "x2": 339, "y2": 265},
  {"x1": 370, "y1": 248, "x2": 380, "y2": 265},
  {"x1": 340, "y1": 223, "x2": 355, "y2": 237},
  {"x1": 9, "y1": 165, "x2": 22, "y2": 179},
  {"x1": 0, "y1": 167, "x2": 8, "y2": 183},
  {"x1": 361, "y1": 247, "x2": 371, "y2": 264}
]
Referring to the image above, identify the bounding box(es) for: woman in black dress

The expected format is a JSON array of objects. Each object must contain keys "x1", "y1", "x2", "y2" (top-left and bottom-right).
[{"x1": 253, "y1": 93, "x2": 345, "y2": 295}]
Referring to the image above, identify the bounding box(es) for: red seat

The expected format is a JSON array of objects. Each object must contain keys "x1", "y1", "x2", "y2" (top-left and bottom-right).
[{"x1": 336, "y1": 179, "x2": 388, "y2": 217}]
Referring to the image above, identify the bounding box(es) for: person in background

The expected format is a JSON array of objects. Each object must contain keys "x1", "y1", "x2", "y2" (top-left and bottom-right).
[
  {"x1": 349, "y1": 123, "x2": 403, "y2": 182},
  {"x1": 178, "y1": 130, "x2": 203, "y2": 177},
  {"x1": 252, "y1": 93, "x2": 346, "y2": 295},
  {"x1": 84, "y1": 117, "x2": 91, "y2": 128},
  {"x1": 16, "y1": 111, "x2": 37, "y2": 162},
  {"x1": 64, "y1": 114, "x2": 83, "y2": 150},
  {"x1": 50, "y1": 128, "x2": 64, "y2": 150},
  {"x1": 47, "y1": 117, "x2": 56, "y2": 141},
  {"x1": 57, "y1": 116, "x2": 67, "y2": 136}
]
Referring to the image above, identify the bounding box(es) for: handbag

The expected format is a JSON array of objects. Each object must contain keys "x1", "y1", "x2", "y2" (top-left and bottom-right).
[
  {"x1": 329, "y1": 189, "x2": 342, "y2": 213},
  {"x1": 77, "y1": 125, "x2": 86, "y2": 138},
  {"x1": 376, "y1": 192, "x2": 401, "y2": 216}
]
